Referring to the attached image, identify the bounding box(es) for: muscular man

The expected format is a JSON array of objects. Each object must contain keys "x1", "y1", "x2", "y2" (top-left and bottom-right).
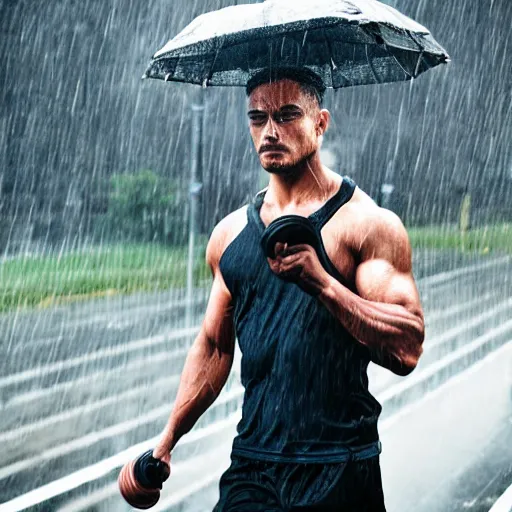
[{"x1": 153, "y1": 67, "x2": 425, "y2": 511}]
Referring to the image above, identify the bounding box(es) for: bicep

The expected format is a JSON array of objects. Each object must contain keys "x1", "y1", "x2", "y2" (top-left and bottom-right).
[
  {"x1": 355, "y1": 210, "x2": 423, "y2": 319},
  {"x1": 355, "y1": 258, "x2": 423, "y2": 318}
]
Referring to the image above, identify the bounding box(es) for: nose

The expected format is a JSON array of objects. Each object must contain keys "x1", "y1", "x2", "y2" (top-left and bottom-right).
[{"x1": 263, "y1": 118, "x2": 279, "y2": 142}]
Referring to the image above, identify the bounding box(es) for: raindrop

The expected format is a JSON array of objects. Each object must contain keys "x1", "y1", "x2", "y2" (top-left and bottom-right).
[{"x1": 302, "y1": 30, "x2": 308, "y2": 47}]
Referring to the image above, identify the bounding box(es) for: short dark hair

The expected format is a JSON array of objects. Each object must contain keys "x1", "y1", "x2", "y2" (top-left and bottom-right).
[{"x1": 246, "y1": 67, "x2": 326, "y2": 107}]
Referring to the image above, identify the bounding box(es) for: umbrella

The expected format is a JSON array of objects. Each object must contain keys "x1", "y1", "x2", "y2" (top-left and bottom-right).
[{"x1": 143, "y1": 0, "x2": 450, "y2": 89}]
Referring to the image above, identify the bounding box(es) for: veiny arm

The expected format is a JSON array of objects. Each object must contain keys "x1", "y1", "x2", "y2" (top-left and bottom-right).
[
  {"x1": 318, "y1": 209, "x2": 425, "y2": 376},
  {"x1": 153, "y1": 222, "x2": 236, "y2": 460}
]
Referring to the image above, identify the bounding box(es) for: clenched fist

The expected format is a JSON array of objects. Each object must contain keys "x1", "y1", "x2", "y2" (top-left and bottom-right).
[{"x1": 267, "y1": 242, "x2": 331, "y2": 296}]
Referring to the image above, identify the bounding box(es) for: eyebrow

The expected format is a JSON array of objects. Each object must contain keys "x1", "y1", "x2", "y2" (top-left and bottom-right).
[
  {"x1": 247, "y1": 104, "x2": 303, "y2": 115},
  {"x1": 280, "y1": 104, "x2": 302, "y2": 111}
]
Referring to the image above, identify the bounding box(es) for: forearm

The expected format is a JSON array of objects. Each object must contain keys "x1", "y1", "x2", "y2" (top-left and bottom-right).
[
  {"x1": 318, "y1": 275, "x2": 424, "y2": 374},
  {"x1": 156, "y1": 331, "x2": 233, "y2": 454}
]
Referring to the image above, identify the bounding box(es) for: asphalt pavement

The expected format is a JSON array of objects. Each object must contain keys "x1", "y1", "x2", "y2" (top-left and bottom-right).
[{"x1": 0, "y1": 249, "x2": 510, "y2": 511}]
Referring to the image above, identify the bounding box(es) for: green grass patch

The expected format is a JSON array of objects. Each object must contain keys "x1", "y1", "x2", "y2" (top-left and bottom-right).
[
  {"x1": 1, "y1": 224, "x2": 510, "y2": 313},
  {"x1": 0, "y1": 242, "x2": 209, "y2": 313},
  {"x1": 407, "y1": 223, "x2": 512, "y2": 254}
]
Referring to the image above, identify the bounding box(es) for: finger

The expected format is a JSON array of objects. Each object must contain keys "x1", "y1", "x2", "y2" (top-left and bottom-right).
[
  {"x1": 279, "y1": 244, "x2": 314, "y2": 258},
  {"x1": 267, "y1": 257, "x2": 283, "y2": 272},
  {"x1": 280, "y1": 253, "x2": 303, "y2": 265},
  {"x1": 281, "y1": 245, "x2": 305, "y2": 256},
  {"x1": 280, "y1": 261, "x2": 302, "y2": 273},
  {"x1": 284, "y1": 243, "x2": 314, "y2": 253},
  {"x1": 274, "y1": 242, "x2": 286, "y2": 256}
]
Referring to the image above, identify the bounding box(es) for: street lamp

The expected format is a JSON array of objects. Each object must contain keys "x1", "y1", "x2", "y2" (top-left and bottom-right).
[{"x1": 185, "y1": 96, "x2": 204, "y2": 329}]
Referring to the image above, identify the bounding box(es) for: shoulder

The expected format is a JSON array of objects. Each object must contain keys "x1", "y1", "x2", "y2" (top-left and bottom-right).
[
  {"x1": 347, "y1": 187, "x2": 411, "y2": 272},
  {"x1": 206, "y1": 205, "x2": 249, "y2": 272}
]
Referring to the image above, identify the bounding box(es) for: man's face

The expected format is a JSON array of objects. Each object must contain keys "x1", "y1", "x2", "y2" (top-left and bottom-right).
[{"x1": 247, "y1": 79, "x2": 328, "y2": 174}]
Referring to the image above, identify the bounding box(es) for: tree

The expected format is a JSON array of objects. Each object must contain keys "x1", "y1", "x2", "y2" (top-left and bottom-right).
[{"x1": 106, "y1": 169, "x2": 185, "y2": 245}]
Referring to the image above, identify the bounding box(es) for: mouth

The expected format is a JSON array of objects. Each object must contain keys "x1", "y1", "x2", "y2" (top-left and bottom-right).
[{"x1": 260, "y1": 147, "x2": 287, "y2": 154}]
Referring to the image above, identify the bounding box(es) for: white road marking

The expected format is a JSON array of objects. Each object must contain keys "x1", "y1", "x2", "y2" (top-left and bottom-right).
[
  {"x1": 488, "y1": 482, "x2": 512, "y2": 512},
  {"x1": 0, "y1": 326, "x2": 199, "y2": 388},
  {"x1": 418, "y1": 255, "x2": 511, "y2": 287},
  {"x1": 0, "y1": 401, "x2": 243, "y2": 512},
  {"x1": 379, "y1": 340, "x2": 512, "y2": 432}
]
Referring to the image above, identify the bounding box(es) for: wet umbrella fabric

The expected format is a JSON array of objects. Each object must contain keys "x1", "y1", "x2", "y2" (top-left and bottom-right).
[{"x1": 144, "y1": 0, "x2": 450, "y2": 88}]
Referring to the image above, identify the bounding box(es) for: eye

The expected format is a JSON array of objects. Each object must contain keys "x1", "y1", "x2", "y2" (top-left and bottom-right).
[
  {"x1": 275, "y1": 111, "x2": 301, "y2": 123},
  {"x1": 248, "y1": 113, "x2": 267, "y2": 125}
]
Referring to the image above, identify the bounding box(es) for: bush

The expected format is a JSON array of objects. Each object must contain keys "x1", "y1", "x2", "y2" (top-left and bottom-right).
[{"x1": 105, "y1": 170, "x2": 186, "y2": 245}]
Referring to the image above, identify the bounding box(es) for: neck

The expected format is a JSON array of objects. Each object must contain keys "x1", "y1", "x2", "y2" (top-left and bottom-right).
[{"x1": 264, "y1": 152, "x2": 339, "y2": 209}]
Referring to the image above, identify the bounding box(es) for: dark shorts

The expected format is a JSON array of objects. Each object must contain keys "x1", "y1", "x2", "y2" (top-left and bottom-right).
[{"x1": 213, "y1": 454, "x2": 386, "y2": 511}]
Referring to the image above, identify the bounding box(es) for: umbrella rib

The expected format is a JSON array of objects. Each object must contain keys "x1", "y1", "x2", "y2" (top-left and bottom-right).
[
  {"x1": 322, "y1": 28, "x2": 352, "y2": 88},
  {"x1": 406, "y1": 30, "x2": 424, "y2": 51},
  {"x1": 323, "y1": 29, "x2": 336, "y2": 88},
  {"x1": 381, "y1": 43, "x2": 413, "y2": 79},
  {"x1": 407, "y1": 30, "x2": 426, "y2": 78},
  {"x1": 205, "y1": 37, "x2": 225, "y2": 86},
  {"x1": 365, "y1": 44, "x2": 381, "y2": 84},
  {"x1": 413, "y1": 51, "x2": 425, "y2": 78}
]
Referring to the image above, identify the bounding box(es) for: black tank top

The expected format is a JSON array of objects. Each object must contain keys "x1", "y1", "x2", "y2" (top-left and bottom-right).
[{"x1": 219, "y1": 176, "x2": 382, "y2": 463}]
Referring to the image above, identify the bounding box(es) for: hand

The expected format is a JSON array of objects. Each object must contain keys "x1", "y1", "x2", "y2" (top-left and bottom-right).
[
  {"x1": 267, "y1": 242, "x2": 331, "y2": 296},
  {"x1": 152, "y1": 447, "x2": 171, "y2": 467}
]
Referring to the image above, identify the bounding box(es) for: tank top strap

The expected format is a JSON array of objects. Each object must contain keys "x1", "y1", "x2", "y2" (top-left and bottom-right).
[
  {"x1": 248, "y1": 177, "x2": 356, "y2": 231},
  {"x1": 308, "y1": 176, "x2": 356, "y2": 230},
  {"x1": 248, "y1": 189, "x2": 266, "y2": 228}
]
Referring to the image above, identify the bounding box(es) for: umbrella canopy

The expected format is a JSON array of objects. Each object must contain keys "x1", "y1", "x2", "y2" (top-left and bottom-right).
[{"x1": 143, "y1": 0, "x2": 450, "y2": 88}]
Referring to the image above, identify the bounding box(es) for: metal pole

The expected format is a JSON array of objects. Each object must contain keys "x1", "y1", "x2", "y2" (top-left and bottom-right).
[{"x1": 186, "y1": 96, "x2": 205, "y2": 329}]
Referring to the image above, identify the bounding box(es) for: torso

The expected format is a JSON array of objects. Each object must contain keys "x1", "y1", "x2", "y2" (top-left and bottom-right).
[
  {"x1": 217, "y1": 177, "x2": 384, "y2": 461},
  {"x1": 218, "y1": 180, "x2": 379, "y2": 294}
]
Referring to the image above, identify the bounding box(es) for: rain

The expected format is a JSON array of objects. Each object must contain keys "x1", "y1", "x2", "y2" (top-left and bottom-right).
[{"x1": 0, "y1": 0, "x2": 511, "y2": 510}]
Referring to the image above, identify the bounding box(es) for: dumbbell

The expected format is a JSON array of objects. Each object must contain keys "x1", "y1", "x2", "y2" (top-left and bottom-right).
[
  {"x1": 260, "y1": 214, "x2": 330, "y2": 271},
  {"x1": 118, "y1": 449, "x2": 170, "y2": 509}
]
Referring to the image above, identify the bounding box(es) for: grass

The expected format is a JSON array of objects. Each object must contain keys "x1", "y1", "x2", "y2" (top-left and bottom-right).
[
  {"x1": 0, "y1": 242, "x2": 210, "y2": 313},
  {"x1": 0, "y1": 223, "x2": 510, "y2": 313},
  {"x1": 407, "y1": 223, "x2": 512, "y2": 254}
]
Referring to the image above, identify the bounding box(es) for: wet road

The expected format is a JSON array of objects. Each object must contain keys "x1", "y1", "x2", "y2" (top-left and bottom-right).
[
  {"x1": 0, "y1": 249, "x2": 511, "y2": 511},
  {"x1": 380, "y1": 341, "x2": 512, "y2": 512}
]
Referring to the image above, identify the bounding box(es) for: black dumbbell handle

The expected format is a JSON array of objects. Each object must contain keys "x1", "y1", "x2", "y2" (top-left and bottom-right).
[
  {"x1": 133, "y1": 450, "x2": 170, "y2": 490},
  {"x1": 261, "y1": 215, "x2": 330, "y2": 271}
]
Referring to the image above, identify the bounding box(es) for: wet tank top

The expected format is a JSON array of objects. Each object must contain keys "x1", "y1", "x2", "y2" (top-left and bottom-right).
[{"x1": 219, "y1": 176, "x2": 382, "y2": 463}]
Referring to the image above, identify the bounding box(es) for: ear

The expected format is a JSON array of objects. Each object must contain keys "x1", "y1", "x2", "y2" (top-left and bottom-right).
[{"x1": 316, "y1": 109, "x2": 330, "y2": 136}]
